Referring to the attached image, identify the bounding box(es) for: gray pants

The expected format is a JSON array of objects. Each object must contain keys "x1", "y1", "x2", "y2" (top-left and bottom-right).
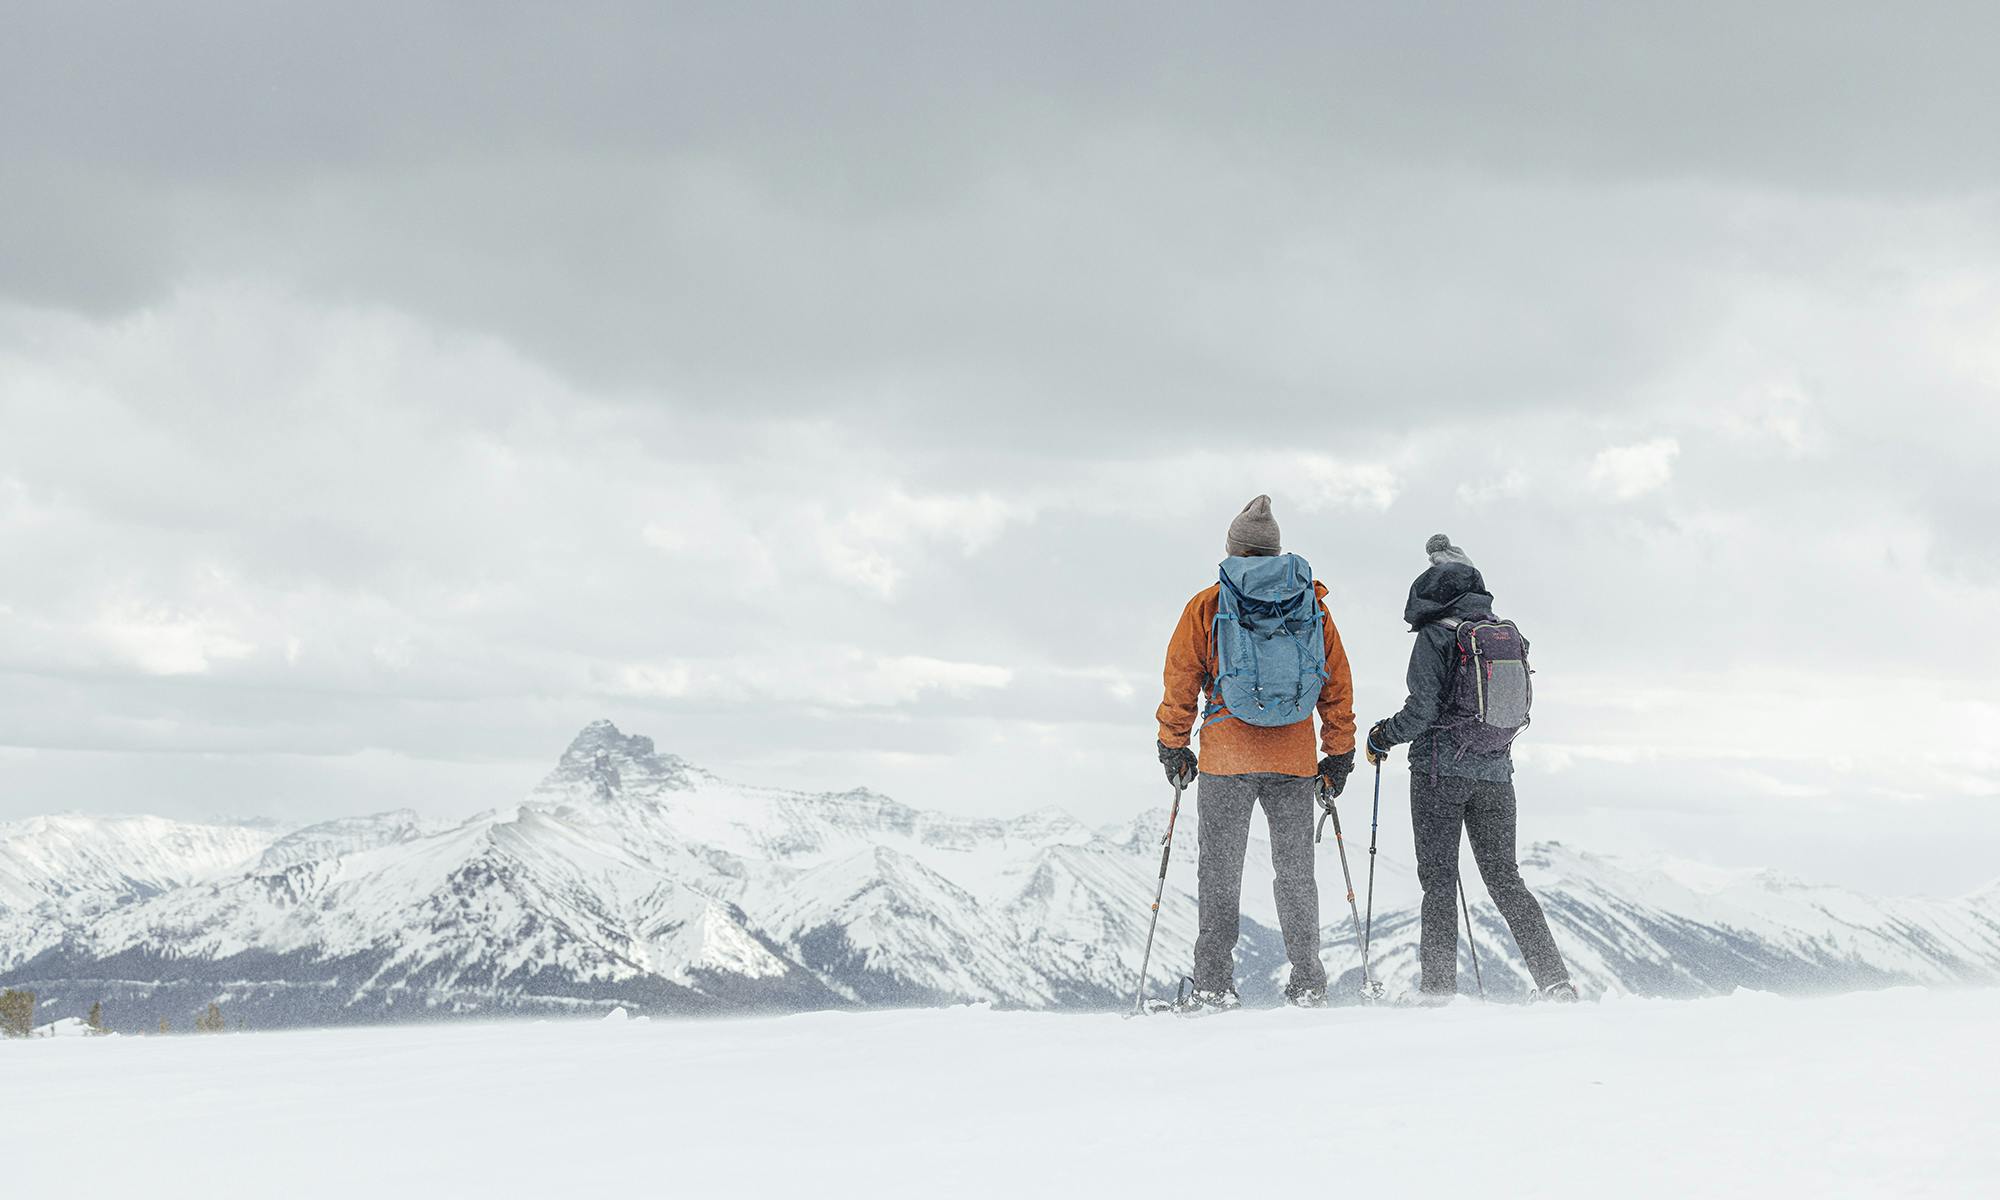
[
  {"x1": 1410, "y1": 774, "x2": 1570, "y2": 995},
  {"x1": 1193, "y1": 772, "x2": 1326, "y2": 994}
]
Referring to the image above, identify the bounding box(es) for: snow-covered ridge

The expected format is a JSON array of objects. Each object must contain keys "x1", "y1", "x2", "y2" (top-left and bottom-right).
[
  {"x1": 2, "y1": 721, "x2": 1996, "y2": 1031},
  {"x1": 0, "y1": 813, "x2": 276, "y2": 910},
  {"x1": 256, "y1": 811, "x2": 440, "y2": 872}
]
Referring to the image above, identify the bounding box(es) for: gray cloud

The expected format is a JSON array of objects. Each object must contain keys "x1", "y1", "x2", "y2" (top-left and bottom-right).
[
  {"x1": 11, "y1": 4, "x2": 1998, "y2": 186},
  {"x1": 9, "y1": 3, "x2": 1999, "y2": 414}
]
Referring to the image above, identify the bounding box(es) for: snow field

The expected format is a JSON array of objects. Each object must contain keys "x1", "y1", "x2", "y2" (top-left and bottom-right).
[{"x1": 8, "y1": 986, "x2": 1995, "y2": 1197}]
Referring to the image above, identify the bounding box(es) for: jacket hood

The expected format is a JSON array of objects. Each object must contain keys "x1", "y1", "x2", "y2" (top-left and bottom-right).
[
  {"x1": 1220, "y1": 553, "x2": 1314, "y2": 603},
  {"x1": 1403, "y1": 562, "x2": 1492, "y2": 629}
]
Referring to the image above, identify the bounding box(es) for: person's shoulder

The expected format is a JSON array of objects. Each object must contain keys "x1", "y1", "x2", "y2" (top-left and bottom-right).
[
  {"x1": 1310, "y1": 579, "x2": 1337, "y2": 618},
  {"x1": 1170, "y1": 586, "x2": 1219, "y2": 638},
  {"x1": 1415, "y1": 620, "x2": 1458, "y2": 647}
]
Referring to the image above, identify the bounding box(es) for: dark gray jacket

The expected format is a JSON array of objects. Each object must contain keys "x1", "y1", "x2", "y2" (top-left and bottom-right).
[{"x1": 1375, "y1": 561, "x2": 1514, "y2": 783}]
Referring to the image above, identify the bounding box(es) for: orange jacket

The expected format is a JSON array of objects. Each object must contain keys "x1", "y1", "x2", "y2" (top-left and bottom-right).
[{"x1": 1155, "y1": 581, "x2": 1356, "y2": 777}]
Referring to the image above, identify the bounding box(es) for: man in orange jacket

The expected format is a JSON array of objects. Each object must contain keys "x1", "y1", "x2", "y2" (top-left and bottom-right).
[{"x1": 1155, "y1": 495, "x2": 1357, "y2": 1009}]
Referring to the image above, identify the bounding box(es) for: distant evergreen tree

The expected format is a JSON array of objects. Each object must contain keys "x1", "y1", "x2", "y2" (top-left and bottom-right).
[
  {"x1": 86, "y1": 1000, "x2": 107, "y2": 1036},
  {"x1": 0, "y1": 988, "x2": 33, "y2": 1038},
  {"x1": 195, "y1": 1002, "x2": 226, "y2": 1033}
]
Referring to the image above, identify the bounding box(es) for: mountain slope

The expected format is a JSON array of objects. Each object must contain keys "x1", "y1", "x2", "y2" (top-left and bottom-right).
[
  {"x1": 1315, "y1": 841, "x2": 2000, "y2": 1000},
  {"x1": 8, "y1": 799, "x2": 842, "y2": 1027},
  {"x1": 0, "y1": 813, "x2": 279, "y2": 973},
  {"x1": 0, "y1": 813, "x2": 275, "y2": 909}
]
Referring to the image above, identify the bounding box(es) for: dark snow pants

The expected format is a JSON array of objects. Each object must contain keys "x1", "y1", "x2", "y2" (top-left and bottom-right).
[
  {"x1": 1193, "y1": 772, "x2": 1326, "y2": 994},
  {"x1": 1410, "y1": 774, "x2": 1570, "y2": 995}
]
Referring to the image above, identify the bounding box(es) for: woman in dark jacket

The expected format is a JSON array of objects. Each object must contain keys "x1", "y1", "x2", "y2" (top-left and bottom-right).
[{"x1": 1366, "y1": 535, "x2": 1577, "y2": 1002}]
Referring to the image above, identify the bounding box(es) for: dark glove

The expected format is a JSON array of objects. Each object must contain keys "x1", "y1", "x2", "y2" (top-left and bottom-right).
[
  {"x1": 1157, "y1": 740, "x2": 1198, "y2": 788},
  {"x1": 1316, "y1": 751, "x2": 1354, "y2": 801},
  {"x1": 1364, "y1": 721, "x2": 1393, "y2": 766}
]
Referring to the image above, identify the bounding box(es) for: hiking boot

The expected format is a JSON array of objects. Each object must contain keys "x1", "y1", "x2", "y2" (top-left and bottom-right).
[
  {"x1": 1411, "y1": 989, "x2": 1457, "y2": 1008},
  {"x1": 1541, "y1": 981, "x2": 1579, "y2": 1004},
  {"x1": 1283, "y1": 983, "x2": 1328, "y2": 1009},
  {"x1": 1172, "y1": 987, "x2": 1241, "y2": 1015}
]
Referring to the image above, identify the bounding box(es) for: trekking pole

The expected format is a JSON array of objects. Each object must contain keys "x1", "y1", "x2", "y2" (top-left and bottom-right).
[
  {"x1": 1360, "y1": 760, "x2": 1384, "y2": 1000},
  {"x1": 1314, "y1": 779, "x2": 1375, "y2": 997},
  {"x1": 1130, "y1": 777, "x2": 1187, "y2": 1014},
  {"x1": 1458, "y1": 866, "x2": 1486, "y2": 1000}
]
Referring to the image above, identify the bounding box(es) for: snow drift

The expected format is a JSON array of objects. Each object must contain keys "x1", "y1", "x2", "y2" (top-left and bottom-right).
[{"x1": 5, "y1": 989, "x2": 1995, "y2": 1199}]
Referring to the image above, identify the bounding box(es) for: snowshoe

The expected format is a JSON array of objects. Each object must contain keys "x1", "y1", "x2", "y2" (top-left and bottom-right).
[
  {"x1": 1171, "y1": 986, "x2": 1241, "y2": 1016},
  {"x1": 1283, "y1": 983, "x2": 1328, "y2": 1009},
  {"x1": 1540, "y1": 981, "x2": 1579, "y2": 1004},
  {"x1": 1132, "y1": 977, "x2": 1237, "y2": 1017}
]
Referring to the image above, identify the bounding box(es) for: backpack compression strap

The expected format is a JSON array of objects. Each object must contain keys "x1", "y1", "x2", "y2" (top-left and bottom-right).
[{"x1": 1200, "y1": 608, "x2": 1237, "y2": 730}]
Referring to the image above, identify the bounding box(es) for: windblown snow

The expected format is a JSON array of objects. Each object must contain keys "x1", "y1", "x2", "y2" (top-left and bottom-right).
[
  {"x1": 2, "y1": 720, "x2": 1997, "y2": 1030},
  {"x1": 6, "y1": 989, "x2": 1995, "y2": 1199}
]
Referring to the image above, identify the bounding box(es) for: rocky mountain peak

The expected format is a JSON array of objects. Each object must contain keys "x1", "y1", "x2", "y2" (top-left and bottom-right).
[
  {"x1": 538, "y1": 719, "x2": 696, "y2": 802},
  {"x1": 562, "y1": 718, "x2": 651, "y2": 760}
]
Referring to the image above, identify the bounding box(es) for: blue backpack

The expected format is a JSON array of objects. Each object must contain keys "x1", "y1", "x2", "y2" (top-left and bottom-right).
[{"x1": 1202, "y1": 554, "x2": 1328, "y2": 729}]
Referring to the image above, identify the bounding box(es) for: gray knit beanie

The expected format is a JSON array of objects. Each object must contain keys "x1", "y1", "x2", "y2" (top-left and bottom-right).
[
  {"x1": 1426, "y1": 533, "x2": 1474, "y2": 568},
  {"x1": 1225, "y1": 495, "x2": 1282, "y2": 557}
]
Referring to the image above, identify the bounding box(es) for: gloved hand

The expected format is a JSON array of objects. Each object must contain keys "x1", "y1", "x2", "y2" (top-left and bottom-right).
[
  {"x1": 1157, "y1": 740, "x2": 1198, "y2": 788},
  {"x1": 1316, "y1": 751, "x2": 1354, "y2": 801},
  {"x1": 1364, "y1": 721, "x2": 1393, "y2": 766}
]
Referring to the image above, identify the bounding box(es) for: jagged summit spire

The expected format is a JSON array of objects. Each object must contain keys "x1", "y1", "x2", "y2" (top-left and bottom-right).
[
  {"x1": 564, "y1": 718, "x2": 651, "y2": 758},
  {"x1": 540, "y1": 720, "x2": 695, "y2": 803}
]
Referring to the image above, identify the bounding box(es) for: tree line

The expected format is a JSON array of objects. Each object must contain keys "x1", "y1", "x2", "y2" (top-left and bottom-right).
[{"x1": 0, "y1": 990, "x2": 233, "y2": 1038}]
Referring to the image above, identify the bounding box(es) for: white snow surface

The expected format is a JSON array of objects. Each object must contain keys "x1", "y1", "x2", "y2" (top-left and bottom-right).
[{"x1": 6, "y1": 987, "x2": 1994, "y2": 1198}]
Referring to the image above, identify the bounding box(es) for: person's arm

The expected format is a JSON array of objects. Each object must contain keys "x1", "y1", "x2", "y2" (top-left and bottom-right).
[
  {"x1": 1376, "y1": 631, "x2": 1449, "y2": 748},
  {"x1": 1155, "y1": 594, "x2": 1208, "y2": 749},
  {"x1": 1316, "y1": 601, "x2": 1356, "y2": 756}
]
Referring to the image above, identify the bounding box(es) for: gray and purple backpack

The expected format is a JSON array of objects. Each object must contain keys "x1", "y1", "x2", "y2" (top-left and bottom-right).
[{"x1": 1437, "y1": 615, "x2": 1532, "y2": 755}]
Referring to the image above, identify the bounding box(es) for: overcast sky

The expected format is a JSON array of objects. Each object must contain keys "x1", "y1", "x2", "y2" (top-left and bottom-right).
[{"x1": 3, "y1": 3, "x2": 1997, "y2": 894}]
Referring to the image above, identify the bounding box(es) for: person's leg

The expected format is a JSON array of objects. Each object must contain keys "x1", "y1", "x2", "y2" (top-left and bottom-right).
[
  {"x1": 1257, "y1": 773, "x2": 1326, "y2": 992},
  {"x1": 1193, "y1": 772, "x2": 1256, "y2": 993},
  {"x1": 1464, "y1": 780, "x2": 1570, "y2": 991},
  {"x1": 1409, "y1": 774, "x2": 1469, "y2": 995}
]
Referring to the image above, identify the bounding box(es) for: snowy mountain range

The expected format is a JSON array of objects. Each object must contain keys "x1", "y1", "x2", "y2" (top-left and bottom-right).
[{"x1": 3, "y1": 721, "x2": 1997, "y2": 1031}]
